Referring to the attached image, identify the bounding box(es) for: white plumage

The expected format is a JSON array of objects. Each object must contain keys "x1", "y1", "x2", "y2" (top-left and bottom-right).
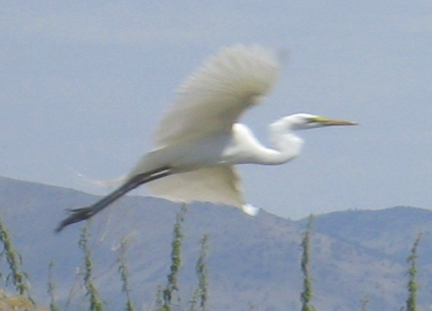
[
  {"x1": 143, "y1": 45, "x2": 281, "y2": 210},
  {"x1": 154, "y1": 44, "x2": 280, "y2": 146},
  {"x1": 57, "y1": 44, "x2": 356, "y2": 232}
]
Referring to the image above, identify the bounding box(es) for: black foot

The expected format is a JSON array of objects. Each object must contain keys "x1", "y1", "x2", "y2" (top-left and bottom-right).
[{"x1": 55, "y1": 206, "x2": 95, "y2": 233}]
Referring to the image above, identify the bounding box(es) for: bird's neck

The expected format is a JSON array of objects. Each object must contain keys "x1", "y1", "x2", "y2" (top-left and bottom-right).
[{"x1": 258, "y1": 118, "x2": 304, "y2": 165}]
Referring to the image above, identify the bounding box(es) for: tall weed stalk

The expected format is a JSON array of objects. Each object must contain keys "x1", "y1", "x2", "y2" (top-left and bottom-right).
[
  {"x1": 0, "y1": 213, "x2": 33, "y2": 304},
  {"x1": 160, "y1": 204, "x2": 188, "y2": 311},
  {"x1": 190, "y1": 234, "x2": 209, "y2": 311},
  {"x1": 406, "y1": 232, "x2": 422, "y2": 311},
  {"x1": 118, "y1": 237, "x2": 134, "y2": 311},
  {"x1": 300, "y1": 215, "x2": 315, "y2": 311},
  {"x1": 79, "y1": 225, "x2": 104, "y2": 311}
]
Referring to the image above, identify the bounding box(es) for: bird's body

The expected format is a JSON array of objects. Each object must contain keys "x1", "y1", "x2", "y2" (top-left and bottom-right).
[
  {"x1": 56, "y1": 44, "x2": 356, "y2": 232},
  {"x1": 132, "y1": 121, "x2": 302, "y2": 173}
]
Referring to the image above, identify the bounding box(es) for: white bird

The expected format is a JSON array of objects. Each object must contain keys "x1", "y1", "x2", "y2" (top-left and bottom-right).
[{"x1": 56, "y1": 44, "x2": 356, "y2": 232}]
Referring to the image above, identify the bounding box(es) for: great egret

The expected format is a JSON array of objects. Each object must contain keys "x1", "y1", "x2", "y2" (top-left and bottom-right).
[{"x1": 56, "y1": 44, "x2": 356, "y2": 232}]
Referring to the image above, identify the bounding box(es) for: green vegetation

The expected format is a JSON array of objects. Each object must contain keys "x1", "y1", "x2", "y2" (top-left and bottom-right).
[
  {"x1": 117, "y1": 237, "x2": 134, "y2": 311},
  {"x1": 79, "y1": 225, "x2": 104, "y2": 311},
  {"x1": 48, "y1": 261, "x2": 61, "y2": 311},
  {"x1": 158, "y1": 204, "x2": 188, "y2": 311},
  {"x1": 359, "y1": 296, "x2": 369, "y2": 311},
  {"x1": 300, "y1": 215, "x2": 315, "y2": 311},
  {"x1": 0, "y1": 208, "x2": 430, "y2": 310},
  {"x1": 0, "y1": 213, "x2": 35, "y2": 310},
  {"x1": 405, "y1": 232, "x2": 422, "y2": 311},
  {"x1": 156, "y1": 205, "x2": 211, "y2": 311},
  {"x1": 190, "y1": 234, "x2": 210, "y2": 311},
  {"x1": 0, "y1": 214, "x2": 32, "y2": 300}
]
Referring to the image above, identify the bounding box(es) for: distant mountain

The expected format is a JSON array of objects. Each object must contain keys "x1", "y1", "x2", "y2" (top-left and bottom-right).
[{"x1": 0, "y1": 175, "x2": 430, "y2": 310}]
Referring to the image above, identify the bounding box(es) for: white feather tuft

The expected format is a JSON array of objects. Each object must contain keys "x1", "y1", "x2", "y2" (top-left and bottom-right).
[{"x1": 242, "y1": 204, "x2": 260, "y2": 216}]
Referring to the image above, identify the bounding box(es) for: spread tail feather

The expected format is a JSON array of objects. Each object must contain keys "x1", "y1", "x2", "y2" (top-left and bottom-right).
[{"x1": 55, "y1": 166, "x2": 171, "y2": 233}]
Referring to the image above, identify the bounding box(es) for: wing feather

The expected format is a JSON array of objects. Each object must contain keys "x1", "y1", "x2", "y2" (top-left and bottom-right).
[
  {"x1": 154, "y1": 44, "x2": 281, "y2": 147},
  {"x1": 146, "y1": 166, "x2": 244, "y2": 208}
]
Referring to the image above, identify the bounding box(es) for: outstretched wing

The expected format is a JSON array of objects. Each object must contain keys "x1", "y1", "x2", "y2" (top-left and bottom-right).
[
  {"x1": 147, "y1": 165, "x2": 244, "y2": 208},
  {"x1": 154, "y1": 44, "x2": 281, "y2": 147}
]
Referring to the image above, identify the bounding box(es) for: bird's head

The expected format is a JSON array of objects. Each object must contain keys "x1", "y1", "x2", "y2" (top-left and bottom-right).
[{"x1": 283, "y1": 113, "x2": 357, "y2": 130}]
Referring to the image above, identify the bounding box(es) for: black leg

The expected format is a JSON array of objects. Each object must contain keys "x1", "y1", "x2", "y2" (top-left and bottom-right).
[{"x1": 55, "y1": 166, "x2": 171, "y2": 232}]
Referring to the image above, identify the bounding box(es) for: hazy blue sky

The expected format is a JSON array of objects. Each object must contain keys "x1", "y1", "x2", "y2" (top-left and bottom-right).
[{"x1": 1, "y1": 1, "x2": 432, "y2": 219}]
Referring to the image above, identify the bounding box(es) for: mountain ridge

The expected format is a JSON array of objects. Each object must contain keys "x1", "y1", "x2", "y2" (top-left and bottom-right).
[{"x1": 0, "y1": 175, "x2": 430, "y2": 310}]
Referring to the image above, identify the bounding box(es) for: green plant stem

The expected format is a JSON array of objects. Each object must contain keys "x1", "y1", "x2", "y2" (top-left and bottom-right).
[
  {"x1": 406, "y1": 232, "x2": 422, "y2": 311},
  {"x1": 79, "y1": 225, "x2": 104, "y2": 311},
  {"x1": 0, "y1": 214, "x2": 33, "y2": 303},
  {"x1": 300, "y1": 215, "x2": 314, "y2": 311}
]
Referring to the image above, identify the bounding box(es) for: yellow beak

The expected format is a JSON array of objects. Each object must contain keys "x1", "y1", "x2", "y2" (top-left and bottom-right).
[{"x1": 311, "y1": 116, "x2": 358, "y2": 126}]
